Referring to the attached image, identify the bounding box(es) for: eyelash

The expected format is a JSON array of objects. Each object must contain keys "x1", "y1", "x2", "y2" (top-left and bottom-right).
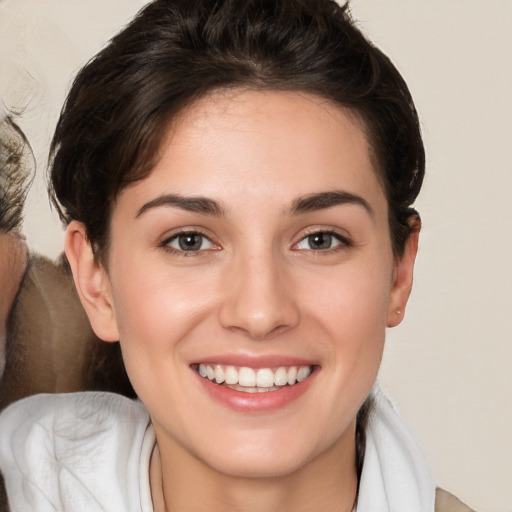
[
  {"x1": 293, "y1": 230, "x2": 352, "y2": 253},
  {"x1": 160, "y1": 229, "x2": 351, "y2": 256},
  {"x1": 160, "y1": 230, "x2": 217, "y2": 256}
]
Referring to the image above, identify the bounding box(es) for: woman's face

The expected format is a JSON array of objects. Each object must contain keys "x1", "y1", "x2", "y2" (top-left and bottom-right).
[{"x1": 72, "y1": 89, "x2": 416, "y2": 478}]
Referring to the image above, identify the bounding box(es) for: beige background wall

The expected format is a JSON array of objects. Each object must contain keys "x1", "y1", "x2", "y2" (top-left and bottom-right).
[{"x1": 1, "y1": 1, "x2": 511, "y2": 510}]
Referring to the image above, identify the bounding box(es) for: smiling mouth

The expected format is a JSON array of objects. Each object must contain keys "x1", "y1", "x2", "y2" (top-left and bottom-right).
[{"x1": 195, "y1": 364, "x2": 313, "y2": 393}]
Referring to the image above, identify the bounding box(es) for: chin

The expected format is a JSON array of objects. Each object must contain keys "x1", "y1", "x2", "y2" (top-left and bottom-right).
[
  {"x1": 188, "y1": 427, "x2": 324, "y2": 480},
  {"x1": 205, "y1": 450, "x2": 309, "y2": 480}
]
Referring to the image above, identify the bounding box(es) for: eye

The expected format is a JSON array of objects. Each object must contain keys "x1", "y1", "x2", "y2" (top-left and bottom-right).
[
  {"x1": 164, "y1": 232, "x2": 215, "y2": 252},
  {"x1": 295, "y1": 231, "x2": 350, "y2": 251}
]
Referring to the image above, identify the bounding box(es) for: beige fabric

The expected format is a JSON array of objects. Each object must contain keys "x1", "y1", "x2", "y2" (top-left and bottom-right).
[
  {"x1": 436, "y1": 488, "x2": 477, "y2": 512},
  {"x1": 0, "y1": 253, "x2": 133, "y2": 511},
  {"x1": 0, "y1": 253, "x2": 133, "y2": 410},
  {"x1": 1, "y1": 483, "x2": 480, "y2": 512}
]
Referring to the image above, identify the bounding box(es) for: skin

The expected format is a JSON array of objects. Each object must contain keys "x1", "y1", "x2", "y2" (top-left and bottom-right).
[
  {"x1": 66, "y1": 89, "x2": 419, "y2": 512},
  {"x1": 0, "y1": 231, "x2": 27, "y2": 379}
]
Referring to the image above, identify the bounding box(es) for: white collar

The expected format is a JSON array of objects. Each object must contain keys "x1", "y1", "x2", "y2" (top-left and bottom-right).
[
  {"x1": 356, "y1": 387, "x2": 436, "y2": 512},
  {"x1": 0, "y1": 388, "x2": 435, "y2": 512}
]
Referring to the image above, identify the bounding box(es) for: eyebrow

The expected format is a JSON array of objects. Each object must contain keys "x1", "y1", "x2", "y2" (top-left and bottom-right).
[
  {"x1": 136, "y1": 189, "x2": 373, "y2": 219},
  {"x1": 290, "y1": 190, "x2": 374, "y2": 217},
  {"x1": 136, "y1": 194, "x2": 225, "y2": 218}
]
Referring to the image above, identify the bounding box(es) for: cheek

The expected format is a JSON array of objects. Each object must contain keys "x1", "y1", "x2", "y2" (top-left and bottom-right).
[
  {"x1": 110, "y1": 258, "x2": 216, "y2": 354},
  {"x1": 301, "y1": 258, "x2": 392, "y2": 381},
  {"x1": 305, "y1": 259, "x2": 392, "y2": 335}
]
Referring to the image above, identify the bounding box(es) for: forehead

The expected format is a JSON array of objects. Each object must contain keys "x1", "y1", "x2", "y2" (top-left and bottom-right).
[{"x1": 115, "y1": 89, "x2": 386, "y2": 217}]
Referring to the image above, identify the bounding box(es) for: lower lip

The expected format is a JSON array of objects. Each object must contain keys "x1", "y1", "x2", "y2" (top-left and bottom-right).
[{"x1": 194, "y1": 369, "x2": 317, "y2": 413}]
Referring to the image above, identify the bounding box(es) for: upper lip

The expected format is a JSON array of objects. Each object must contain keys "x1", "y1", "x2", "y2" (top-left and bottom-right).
[{"x1": 190, "y1": 353, "x2": 318, "y2": 369}]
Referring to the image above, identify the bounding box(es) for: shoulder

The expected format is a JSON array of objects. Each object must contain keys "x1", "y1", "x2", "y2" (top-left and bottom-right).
[
  {"x1": 0, "y1": 392, "x2": 152, "y2": 512},
  {"x1": 0, "y1": 390, "x2": 148, "y2": 434},
  {"x1": 436, "y1": 488, "x2": 477, "y2": 512}
]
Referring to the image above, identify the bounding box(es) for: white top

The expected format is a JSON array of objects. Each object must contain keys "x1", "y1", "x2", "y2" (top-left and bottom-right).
[
  {"x1": 0, "y1": 388, "x2": 436, "y2": 512},
  {"x1": 0, "y1": 392, "x2": 155, "y2": 512}
]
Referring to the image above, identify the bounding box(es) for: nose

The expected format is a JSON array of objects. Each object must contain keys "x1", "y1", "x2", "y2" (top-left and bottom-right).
[{"x1": 219, "y1": 252, "x2": 300, "y2": 340}]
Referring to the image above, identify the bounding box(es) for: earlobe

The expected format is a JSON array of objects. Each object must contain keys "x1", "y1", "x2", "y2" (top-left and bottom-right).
[
  {"x1": 64, "y1": 221, "x2": 119, "y2": 342},
  {"x1": 386, "y1": 218, "x2": 420, "y2": 328}
]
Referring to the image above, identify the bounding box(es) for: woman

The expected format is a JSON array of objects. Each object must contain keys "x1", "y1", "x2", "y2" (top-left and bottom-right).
[{"x1": 0, "y1": 1, "x2": 475, "y2": 510}]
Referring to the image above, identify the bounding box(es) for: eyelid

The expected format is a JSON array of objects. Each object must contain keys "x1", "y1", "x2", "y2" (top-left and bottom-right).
[
  {"x1": 160, "y1": 228, "x2": 220, "y2": 254},
  {"x1": 292, "y1": 228, "x2": 352, "y2": 252}
]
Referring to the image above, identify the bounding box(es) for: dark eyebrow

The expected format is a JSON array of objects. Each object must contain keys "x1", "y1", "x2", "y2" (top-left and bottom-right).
[
  {"x1": 136, "y1": 194, "x2": 225, "y2": 218},
  {"x1": 290, "y1": 190, "x2": 374, "y2": 217}
]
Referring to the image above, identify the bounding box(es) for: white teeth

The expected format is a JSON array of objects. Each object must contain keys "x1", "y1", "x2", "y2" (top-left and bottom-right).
[
  {"x1": 214, "y1": 365, "x2": 225, "y2": 384},
  {"x1": 287, "y1": 366, "x2": 297, "y2": 385},
  {"x1": 206, "y1": 365, "x2": 215, "y2": 380},
  {"x1": 256, "y1": 368, "x2": 274, "y2": 388},
  {"x1": 238, "y1": 367, "x2": 256, "y2": 387},
  {"x1": 224, "y1": 366, "x2": 238, "y2": 385},
  {"x1": 274, "y1": 367, "x2": 288, "y2": 386},
  {"x1": 197, "y1": 363, "x2": 313, "y2": 390},
  {"x1": 297, "y1": 366, "x2": 312, "y2": 382}
]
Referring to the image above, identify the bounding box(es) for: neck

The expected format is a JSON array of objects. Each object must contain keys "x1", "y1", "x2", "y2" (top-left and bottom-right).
[{"x1": 150, "y1": 427, "x2": 358, "y2": 512}]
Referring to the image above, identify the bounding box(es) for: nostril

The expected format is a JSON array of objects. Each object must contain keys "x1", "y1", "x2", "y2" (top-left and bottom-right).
[{"x1": 224, "y1": 319, "x2": 296, "y2": 341}]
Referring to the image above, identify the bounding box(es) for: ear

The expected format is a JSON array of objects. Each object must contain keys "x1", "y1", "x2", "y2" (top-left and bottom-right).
[
  {"x1": 387, "y1": 217, "x2": 421, "y2": 328},
  {"x1": 64, "y1": 221, "x2": 119, "y2": 342}
]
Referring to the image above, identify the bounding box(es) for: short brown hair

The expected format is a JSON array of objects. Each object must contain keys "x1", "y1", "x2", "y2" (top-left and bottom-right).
[{"x1": 49, "y1": 0, "x2": 424, "y2": 260}]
